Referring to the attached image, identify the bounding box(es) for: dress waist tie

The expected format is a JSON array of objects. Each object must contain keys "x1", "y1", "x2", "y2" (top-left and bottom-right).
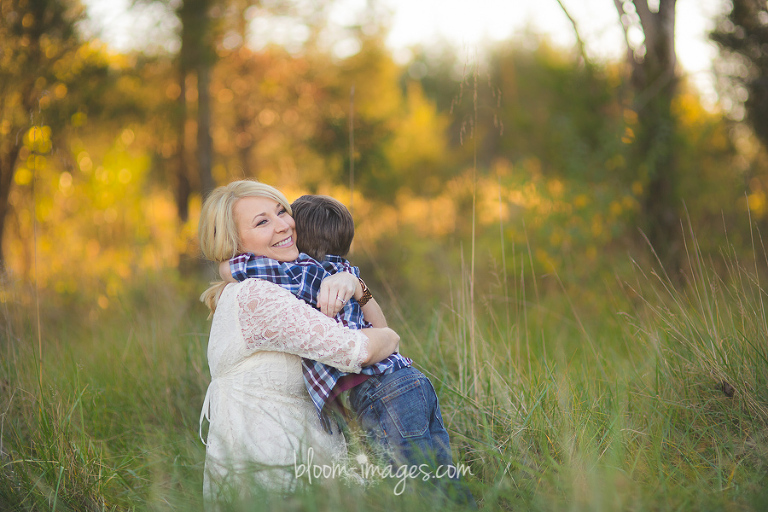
[{"x1": 199, "y1": 379, "x2": 217, "y2": 446}]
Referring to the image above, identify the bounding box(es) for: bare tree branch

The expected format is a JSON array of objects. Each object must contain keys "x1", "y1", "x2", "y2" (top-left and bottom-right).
[
  {"x1": 613, "y1": 0, "x2": 635, "y2": 63},
  {"x1": 633, "y1": 0, "x2": 656, "y2": 43},
  {"x1": 553, "y1": 0, "x2": 590, "y2": 65}
]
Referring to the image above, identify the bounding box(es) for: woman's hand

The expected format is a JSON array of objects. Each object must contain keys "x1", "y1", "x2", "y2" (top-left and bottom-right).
[
  {"x1": 360, "y1": 327, "x2": 400, "y2": 365},
  {"x1": 317, "y1": 272, "x2": 360, "y2": 318}
]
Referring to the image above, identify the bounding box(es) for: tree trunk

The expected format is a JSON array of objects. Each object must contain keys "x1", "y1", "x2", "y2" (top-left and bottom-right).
[
  {"x1": 174, "y1": 63, "x2": 191, "y2": 223},
  {"x1": 616, "y1": 0, "x2": 680, "y2": 273},
  {"x1": 197, "y1": 58, "x2": 214, "y2": 198},
  {"x1": 0, "y1": 146, "x2": 21, "y2": 272},
  {"x1": 177, "y1": 0, "x2": 214, "y2": 208}
]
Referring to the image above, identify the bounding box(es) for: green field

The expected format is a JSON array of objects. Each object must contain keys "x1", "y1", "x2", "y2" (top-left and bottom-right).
[{"x1": 2, "y1": 240, "x2": 768, "y2": 511}]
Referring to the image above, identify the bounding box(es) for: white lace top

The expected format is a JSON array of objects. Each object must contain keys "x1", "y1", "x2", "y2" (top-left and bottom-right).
[{"x1": 200, "y1": 279, "x2": 369, "y2": 500}]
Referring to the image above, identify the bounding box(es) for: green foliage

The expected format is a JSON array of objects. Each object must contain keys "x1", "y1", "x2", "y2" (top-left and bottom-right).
[{"x1": 490, "y1": 43, "x2": 623, "y2": 183}]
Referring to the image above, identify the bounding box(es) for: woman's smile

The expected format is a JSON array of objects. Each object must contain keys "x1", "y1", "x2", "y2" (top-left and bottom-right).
[
  {"x1": 272, "y1": 236, "x2": 293, "y2": 248},
  {"x1": 234, "y1": 196, "x2": 300, "y2": 262}
]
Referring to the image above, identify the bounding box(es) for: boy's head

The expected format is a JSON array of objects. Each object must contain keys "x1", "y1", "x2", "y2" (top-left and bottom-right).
[{"x1": 291, "y1": 195, "x2": 354, "y2": 261}]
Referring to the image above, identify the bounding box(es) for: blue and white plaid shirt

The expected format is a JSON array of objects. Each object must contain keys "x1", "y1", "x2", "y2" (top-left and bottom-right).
[{"x1": 229, "y1": 252, "x2": 412, "y2": 431}]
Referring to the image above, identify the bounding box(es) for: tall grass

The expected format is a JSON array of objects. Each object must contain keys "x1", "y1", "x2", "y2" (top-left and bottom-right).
[{"x1": 1, "y1": 229, "x2": 768, "y2": 510}]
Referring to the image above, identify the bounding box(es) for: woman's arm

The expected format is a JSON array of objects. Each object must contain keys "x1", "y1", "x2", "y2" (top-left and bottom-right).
[{"x1": 237, "y1": 279, "x2": 397, "y2": 373}]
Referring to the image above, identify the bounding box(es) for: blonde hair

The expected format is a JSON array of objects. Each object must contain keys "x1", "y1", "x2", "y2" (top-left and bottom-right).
[{"x1": 199, "y1": 180, "x2": 292, "y2": 313}]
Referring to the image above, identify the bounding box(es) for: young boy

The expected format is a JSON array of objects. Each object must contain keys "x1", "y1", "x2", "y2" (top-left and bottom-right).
[{"x1": 223, "y1": 195, "x2": 458, "y2": 474}]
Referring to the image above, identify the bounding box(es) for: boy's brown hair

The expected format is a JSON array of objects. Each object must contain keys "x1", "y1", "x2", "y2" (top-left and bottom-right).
[{"x1": 291, "y1": 195, "x2": 354, "y2": 261}]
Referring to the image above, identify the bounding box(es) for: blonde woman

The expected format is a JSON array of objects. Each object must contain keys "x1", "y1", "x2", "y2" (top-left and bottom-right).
[{"x1": 198, "y1": 180, "x2": 399, "y2": 501}]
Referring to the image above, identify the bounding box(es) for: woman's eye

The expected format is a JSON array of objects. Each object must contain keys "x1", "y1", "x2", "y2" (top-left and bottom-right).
[
  {"x1": 278, "y1": 208, "x2": 287, "y2": 215},
  {"x1": 256, "y1": 219, "x2": 267, "y2": 227}
]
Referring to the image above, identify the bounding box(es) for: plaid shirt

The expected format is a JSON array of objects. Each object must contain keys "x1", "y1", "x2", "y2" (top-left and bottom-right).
[{"x1": 230, "y1": 253, "x2": 412, "y2": 431}]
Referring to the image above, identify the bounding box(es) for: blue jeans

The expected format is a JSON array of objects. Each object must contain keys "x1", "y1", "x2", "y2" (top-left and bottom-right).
[
  {"x1": 349, "y1": 366, "x2": 452, "y2": 467},
  {"x1": 349, "y1": 367, "x2": 476, "y2": 506}
]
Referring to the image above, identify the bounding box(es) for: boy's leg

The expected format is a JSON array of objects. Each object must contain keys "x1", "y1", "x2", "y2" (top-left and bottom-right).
[
  {"x1": 349, "y1": 366, "x2": 450, "y2": 467},
  {"x1": 349, "y1": 367, "x2": 476, "y2": 506}
]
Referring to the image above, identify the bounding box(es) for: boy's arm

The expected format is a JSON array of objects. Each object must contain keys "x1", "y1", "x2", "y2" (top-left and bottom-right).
[
  {"x1": 226, "y1": 252, "x2": 296, "y2": 287},
  {"x1": 219, "y1": 261, "x2": 236, "y2": 283},
  {"x1": 361, "y1": 297, "x2": 387, "y2": 327},
  {"x1": 355, "y1": 274, "x2": 387, "y2": 327},
  {"x1": 228, "y1": 252, "x2": 331, "y2": 311}
]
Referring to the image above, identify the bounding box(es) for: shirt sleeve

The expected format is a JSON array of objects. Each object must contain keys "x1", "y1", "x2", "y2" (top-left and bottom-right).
[
  {"x1": 229, "y1": 253, "x2": 294, "y2": 286},
  {"x1": 229, "y1": 253, "x2": 253, "y2": 282},
  {"x1": 236, "y1": 279, "x2": 369, "y2": 373},
  {"x1": 321, "y1": 256, "x2": 360, "y2": 278}
]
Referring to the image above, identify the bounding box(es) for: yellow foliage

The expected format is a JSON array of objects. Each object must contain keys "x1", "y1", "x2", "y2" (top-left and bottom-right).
[
  {"x1": 25, "y1": 126, "x2": 52, "y2": 153},
  {"x1": 478, "y1": 177, "x2": 510, "y2": 226},
  {"x1": 54, "y1": 83, "x2": 67, "y2": 99},
  {"x1": 673, "y1": 92, "x2": 707, "y2": 129},
  {"x1": 609, "y1": 200, "x2": 623, "y2": 217},
  {"x1": 622, "y1": 127, "x2": 634, "y2": 144},
  {"x1": 395, "y1": 191, "x2": 457, "y2": 237},
  {"x1": 14, "y1": 168, "x2": 33, "y2": 186},
  {"x1": 623, "y1": 109, "x2": 638, "y2": 125},
  {"x1": 4, "y1": 127, "x2": 181, "y2": 294},
  {"x1": 574, "y1": 194, "x2": 589, "y2": 209},
  {"x1": 386, "y1": 82, "x2": 449, "y2": 175},
  {"x1": 547, "y1": 179, "x2": 564, "y2": 198},
  {"x1": 71, "y1": 112, "x2": 87, "y2": 127},
  {"x1": 746, "y1": 191, "x2": 766, "y2": 218}
]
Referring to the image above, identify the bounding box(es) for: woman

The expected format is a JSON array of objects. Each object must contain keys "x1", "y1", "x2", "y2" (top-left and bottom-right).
[{"x1": 197, "y1": 180, "x2": 399, "y2": 501}]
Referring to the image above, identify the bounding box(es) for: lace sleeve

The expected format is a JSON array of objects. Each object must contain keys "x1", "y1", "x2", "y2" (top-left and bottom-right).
[{"x1": 236, "y1": 279, "x2": 369, "y2": 373}]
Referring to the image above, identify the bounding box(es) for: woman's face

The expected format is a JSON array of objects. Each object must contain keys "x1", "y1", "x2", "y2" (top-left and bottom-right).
[{"x1": 233, "y1": 196, "x2": 299, "y2": 261}]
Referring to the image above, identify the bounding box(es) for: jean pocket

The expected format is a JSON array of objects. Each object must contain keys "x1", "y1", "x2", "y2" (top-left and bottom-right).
[{"x1": 380, "y1": 378, "x2": 430, "y2": 438}]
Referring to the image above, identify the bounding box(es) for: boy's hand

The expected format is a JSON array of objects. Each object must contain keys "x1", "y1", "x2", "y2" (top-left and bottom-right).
[{"x1": 219, "y1": 261, "x2": 236, "y2": 283}]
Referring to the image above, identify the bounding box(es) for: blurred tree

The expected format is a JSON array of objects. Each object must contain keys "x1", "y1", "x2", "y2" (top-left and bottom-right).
[
  {"x1": 413, "y1": 40, "x2": 624, "y2": 184},
  {"x1": 211, "y1": 45, "x2": 325, "y2": 186},
  {"x1": 710, "y1": 0, "x2": 768, "y2": 152},
  {"x1": 613, "y1": 0, "x2": 681, "y2": 272},
  {"x1": 311, "y1": 34, "x2": 400, "y2": 199},
  {"x1": 137, "y1": 0, "x2": 333, "y2": 220},
  {"x1": 311, "y1": 33, "x2": 451, "y2": 201},
  {"x1": 490, "y1": 43, "x2": 623, "y2": 182},
  {"x1": 132, "y1": 0, "x2": 218, "y2": 221},
  {"x1": 177, "y1": 0, "x2": 216, "y2": 219},
  {"x1": 0, "y1": 0, "x2": 108, "y2": 270}
]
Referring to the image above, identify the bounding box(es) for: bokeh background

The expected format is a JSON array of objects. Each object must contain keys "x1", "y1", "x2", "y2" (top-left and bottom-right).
[
  {"x1": 3, "y1": 0, "x2": 767, "y2": 302},
  {"x1": 3, "y1": 1, "x2": 768, "y2": 510}
]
